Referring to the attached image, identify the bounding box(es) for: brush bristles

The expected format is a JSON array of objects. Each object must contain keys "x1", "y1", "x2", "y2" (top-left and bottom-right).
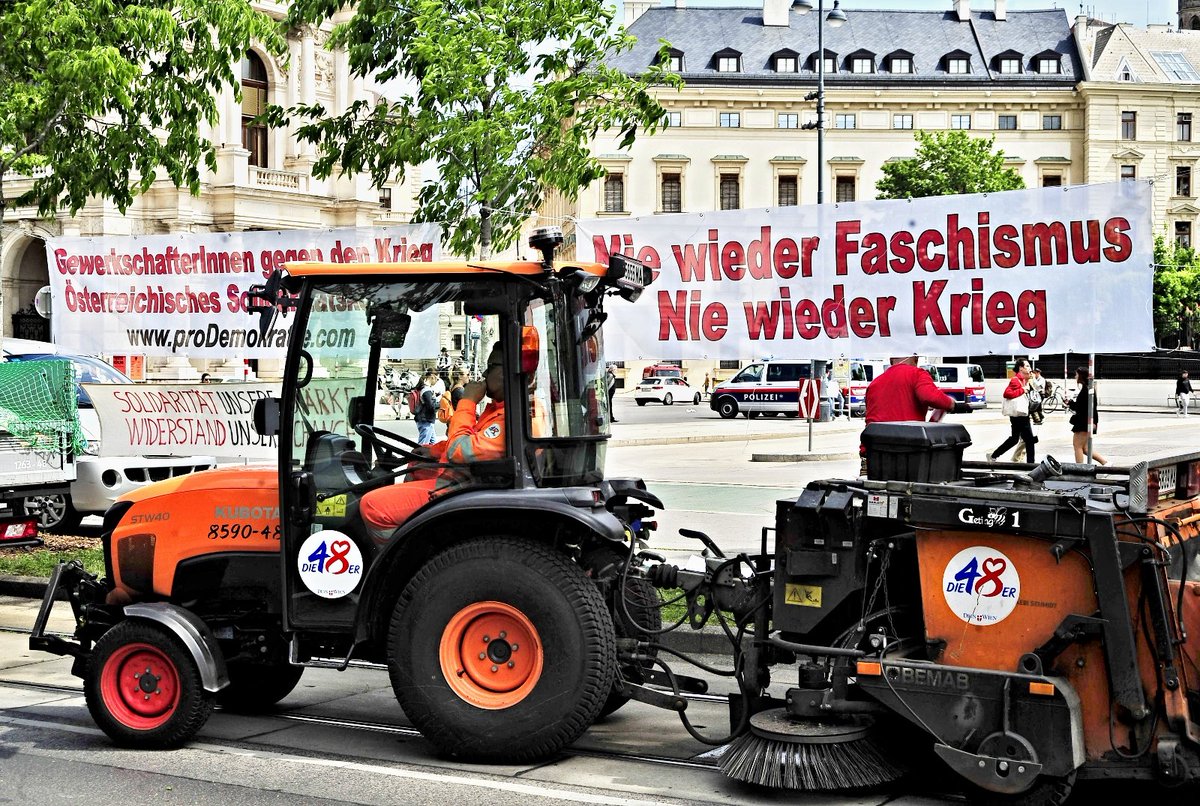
[{"x1": 719, "y1": 731, "x2": 906, "y2": 791}]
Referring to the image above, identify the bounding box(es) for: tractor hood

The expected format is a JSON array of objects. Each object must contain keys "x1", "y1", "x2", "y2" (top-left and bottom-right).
[{"x1": 116, "y1": 464, "x2": 278, "y2": 505}]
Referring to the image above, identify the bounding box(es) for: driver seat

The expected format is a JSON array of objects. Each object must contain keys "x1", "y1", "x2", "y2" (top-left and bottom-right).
[{"x1": 359, "y1": 478, "x2": 439, "y2": 545}]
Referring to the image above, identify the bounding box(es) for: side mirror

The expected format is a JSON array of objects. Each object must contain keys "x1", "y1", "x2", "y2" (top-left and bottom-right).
[
  {"x1": 348, "y1": 395, "x2": 370, "y2": 429},
  {"x1": 253, "y1": 397, "x2": 281, "y2": 437},
  {"x1": 370, "y1": 309, "x2": 411, "y2": 350}
]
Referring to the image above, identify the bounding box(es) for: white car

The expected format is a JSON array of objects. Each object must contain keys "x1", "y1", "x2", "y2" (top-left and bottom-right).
[
  {"x1": 633, "y1": 376, "x2": 702, "y2": 406},
  {"x1": 3, "y1": 339, "x2": 215, "y2": 532}
]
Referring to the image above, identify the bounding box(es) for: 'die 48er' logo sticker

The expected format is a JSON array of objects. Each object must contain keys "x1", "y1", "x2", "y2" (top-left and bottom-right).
[
  {"x1": 942, "y1": 546, "x2": 1020, "y2": 625},
  {"x1": 297, "y1": 530, "x2": 363, "y2": 599}
]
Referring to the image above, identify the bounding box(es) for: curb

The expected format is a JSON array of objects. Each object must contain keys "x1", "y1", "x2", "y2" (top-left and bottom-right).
[
  {"x1": 751, "y1": 450, "x2": 856, "y2": 462},
  {"x1": 0, "y1": 574, "x2": 63, "y2": 601}
]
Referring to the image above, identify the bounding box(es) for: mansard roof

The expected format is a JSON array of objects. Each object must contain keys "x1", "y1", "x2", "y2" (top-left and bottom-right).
[{"x1": 611, "y1": 6, "x2": 1081, "y2": 86}]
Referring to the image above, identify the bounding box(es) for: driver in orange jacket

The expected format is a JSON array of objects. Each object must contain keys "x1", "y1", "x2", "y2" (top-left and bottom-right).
[{"x1": 361, "y1": 344, "x2": 508, "y2": 543}]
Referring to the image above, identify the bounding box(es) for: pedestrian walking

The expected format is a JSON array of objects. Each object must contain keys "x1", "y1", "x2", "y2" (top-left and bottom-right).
[
  {"x1": 703, "y1": 372, "x2": 711, "y2": 397},
  {"x1": 988, "y1": 358, "x2": 1036, "y2": 464},
  {"x1": 414, "y1": 371, "x2": 440, "y2": 445},
  {"x1": 1177, "y1": 370, "x2": 1194, "y2": 417},
  {"x1": 606, "y1": 364, "x2": 618, "y2": 422},
  {"x1": 1069, "y1": 367, "x2": 1108, "y2": 465}
]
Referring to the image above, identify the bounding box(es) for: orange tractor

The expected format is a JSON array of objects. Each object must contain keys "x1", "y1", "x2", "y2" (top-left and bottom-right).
[{"x1": 29, "y1": 226, "x2": 1200, "y2": 803}]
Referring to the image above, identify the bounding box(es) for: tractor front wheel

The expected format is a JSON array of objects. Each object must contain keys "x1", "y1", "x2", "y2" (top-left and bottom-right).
[
  {"x1": 388, "y1": 538, "x2": 616, "y2": 762},
  {"x1": 85, "y1": 620, "x2": 213, "y2": 748}
]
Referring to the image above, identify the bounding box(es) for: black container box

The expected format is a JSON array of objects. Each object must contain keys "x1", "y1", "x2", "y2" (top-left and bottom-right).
[{"x1": 861, "y1": 421, "x2": 972, "y2": 483}]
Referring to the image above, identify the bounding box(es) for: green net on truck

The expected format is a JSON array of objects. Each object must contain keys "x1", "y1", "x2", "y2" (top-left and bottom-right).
[{"x1": 0, "y1": 359, "x2": 86, "y2": 456}]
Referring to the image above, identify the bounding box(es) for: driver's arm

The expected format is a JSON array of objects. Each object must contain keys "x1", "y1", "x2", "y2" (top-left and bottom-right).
[{"x1": 445, "y1": 399, "x2": 506, "y2": 463}]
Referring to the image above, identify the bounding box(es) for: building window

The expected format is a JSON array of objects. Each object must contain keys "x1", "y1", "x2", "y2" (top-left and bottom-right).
[
  {"x1": 663, "y1": 111, "x2": 682, "y2": 127},
  {"x1": 1121, "y1": 110, "x2": 1137, "y2": 139},
  {"x1": 1043, "y1": 115, "x2": 1062, "y2": 130},
  {"x1": 835, "y1": 175, "x2": 856, "y2": 203},
  {"x1": 1180, "y1": 112, "x2": 1193, "y2": 142},
  {"x1": 998, "y1": 114, "x2": 1018, "y2": 130},
  {"x1": 775, "y1": 55, "x2": 797, "y2": 73},
  {"x1": 851, "y1": 57, "x2": 873, "y2": 74},
  {"x1": 947, "y1": 57, "x2": 970, "y2": 74},
  {"x1": 241, "y1": 52, "x2": 269, "y2": 168},
  {"x1": 1177, "y1": 220, "x2": 1193, "y2": 248},
  {"x1": 604, "y1": 173, "x2": 625, "y2": 212},
  {"x1": 719, "y1": 112, "x2": 741, "y2": 128},
  {"x1": 1120, "y1": 165, "x2": 1136, "y2": 181},
  {"x1": 998, "y1": 57, "x2": 1021, "y2": 74},
  {"x1": 1042, "y1": 174, "x2": 1062, "y2": 187},
  {"x1": 835, "y1": 113, "x2": 856, "y2": 129},
  {"x1": 951, "y1": 114, "x2": 971, "y2": 130},
  {"x1": 661, "y1": 173, "x2": 681, "y2": 213},
  {"x1": 1152, "y1": 51, "x2": 1200, "y2": 81},
  {"x1": 1178, "y1": 165, "x2": 1193, "y2": 197},
  {"x1": 718, "y1": 55, "x2": 740, "y2": 73},
  {"x1": 778, "y1": 113, "x2": 799, "y2": 129},
  {"x1": 668, "y1": 52, "x2": 684, "y2": 72},
  {"x1": 778, "y1": 175, "x2": 798, "y2": 207},
  {"x1": 1037, "y1": 56, "x2": 1061, "y2": 74},
  {"x1": 823, "y1": 56, "x2": 837, "y2": 74},
  {"x1": 893, "y1": 114, "x2": 913, "y2": 130},
  {"x1": 890, "y1": 56, "x2": 912, "y2": 74},
  {"x1": 378, "y1": 187, "x2": 392, "y2": 210},
  {"x1": 719, "y1": 174, "x2": 740, "y2": 210}
]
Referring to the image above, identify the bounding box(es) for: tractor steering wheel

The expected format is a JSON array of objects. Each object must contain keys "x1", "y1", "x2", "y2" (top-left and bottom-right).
[{"x1": 354, "y1": 423, "x2": 425, "y2": 465}]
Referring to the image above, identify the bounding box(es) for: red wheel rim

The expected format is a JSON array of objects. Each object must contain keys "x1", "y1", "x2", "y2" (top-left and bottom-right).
[
  {"x1": 99, "y1": 642, "x2": 181, "y2": 730},
  {"x1": 439, "y1": 601, "x2": 543, "y2": 710}
]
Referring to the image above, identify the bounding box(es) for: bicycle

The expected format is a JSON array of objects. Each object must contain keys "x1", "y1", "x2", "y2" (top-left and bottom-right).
[{"x1": 1039, "y1": 383, "x2": 1070, "y2": 414}]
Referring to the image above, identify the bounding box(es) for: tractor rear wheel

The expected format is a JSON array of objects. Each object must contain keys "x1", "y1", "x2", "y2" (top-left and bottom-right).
[
  {"x1": 85, "y1": 620, "x2": 213, "y2": 748},
  {"x1": 217, "y1": 660, "x2": 304, "y2": 712},
  {"x1": 388, "y1": 537, "x2": 615, "y2": 762}
]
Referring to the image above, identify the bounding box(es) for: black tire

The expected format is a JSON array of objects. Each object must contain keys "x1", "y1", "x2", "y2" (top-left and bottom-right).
[
  {"x1": 967, "y1": 772, "x2": 1076, "y2": 806},
  {"x1": 85, "y1": 620, "x2": 214, "y2": 748},
  {"x1": 388, "y1": 537, "x2": 616, "y2": 762},
  {"x1": 583, "y1": 548, "x2": 663, "y2": 719},
  {"x1": 716, "y1": 397, "x2": 739, "y2": 419},
  {"x1": 636, "y1": 399, "x2": 648, "y2": 407},
  {"x1": 217, "y1": 661, "x2": 304, "y2": 712},
  {"x1": 663, "y1": 393, "x2": 674, "y2": 406},
  {"x1": 693, "y1": 393, "x2": 701, "y2": 405},
  {"x1": 26, "y1": 492, "x2": 83, "y2": 534}
]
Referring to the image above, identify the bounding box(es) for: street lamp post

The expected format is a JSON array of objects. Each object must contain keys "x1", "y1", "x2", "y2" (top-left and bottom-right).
[{"x1": 796, "y1": 0, "x2": 846, "y2": 205}]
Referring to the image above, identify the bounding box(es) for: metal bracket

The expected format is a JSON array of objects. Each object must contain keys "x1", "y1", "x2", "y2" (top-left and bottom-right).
[{"x1": 934, "y1": 743, "x2": 1044, "y2": 794}]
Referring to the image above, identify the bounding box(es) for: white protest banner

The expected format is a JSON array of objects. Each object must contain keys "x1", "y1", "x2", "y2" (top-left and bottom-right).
[
  {"x1": 48, "y1": 224, "x2": 441, "y2": 358},
  {"x1": 575, "y1": 183, "x2": 1154, "y2": 359},
  {"x1": 85, "y1": 382, "x2": 281, "y2": 459}
]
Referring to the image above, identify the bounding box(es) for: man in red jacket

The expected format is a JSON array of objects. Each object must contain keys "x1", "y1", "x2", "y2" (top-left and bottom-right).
[{"x1": 865, "y1": 356, "x2": 964, "y2": 424}]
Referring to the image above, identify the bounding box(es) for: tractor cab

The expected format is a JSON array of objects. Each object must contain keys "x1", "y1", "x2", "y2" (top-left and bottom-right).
[{"x1": 248, "y1": 227, "x2": 657, "y2": 649}]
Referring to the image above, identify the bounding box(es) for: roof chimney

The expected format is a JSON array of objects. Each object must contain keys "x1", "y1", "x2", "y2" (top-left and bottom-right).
[
  {"x1": 763, "y1": 0, "x2": 791, "y2": 27},
  {"x1": 953, "y1": 0, "x2": 971, "y2": 22},
  {"x1": 994, "y1": 0, "x2": 1006, "y2": 21},
  {"x1": 625, "y1": 0, "x2": 654, "y2": 25}
]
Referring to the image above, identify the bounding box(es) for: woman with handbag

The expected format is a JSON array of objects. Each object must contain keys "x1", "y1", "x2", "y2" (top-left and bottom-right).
[{"x1": 988, "y1": 358, "x2": 1035, "y2": 464}]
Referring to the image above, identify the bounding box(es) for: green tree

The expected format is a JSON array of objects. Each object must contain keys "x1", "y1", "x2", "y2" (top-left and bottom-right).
[
  {"x1": 876, "y1": 130, "x2": 1025, "y2": 200},
  {"x1": 0, "y1": 0, "x2": 285, "y2": 227},
  {"x1": 282, "y1": 0, "x2": 677, "y2": 257},
  {"x1": 1153, "y1": 234, "x2": 1200, "y2": 347}
]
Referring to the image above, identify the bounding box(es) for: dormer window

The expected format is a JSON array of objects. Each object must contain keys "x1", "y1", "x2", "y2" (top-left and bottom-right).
[
  {"x1": 944, "y1": 51, "x2": 971, "y2": 74},
  {"x1": 997, "y1": 55, "x2": 1022, "y2": 74},
  {"x1": 1116, "y1": 58, "x2": 1137, "y2": 82},
  {"x1": 663, "y1": 48, "x2": 684, "y2": 72},
  {"x1": 1037, "y1": 56, "x2": 1060, "y2": 74},
  {"x1": 889, "y1": 55, "x2": 912, "y2": 74},
  {"x1": 772, "y1": 49, "x2": 799, "y2": 73},
  {"x1": 715, "y1": 48, "x2": 742, "y2": 73},
  {"x1": 810, "y1": 50, "x2": 838, "y2": 74},
  {"x1": 849, "y1": 50, "x2": 875, "y2": 74}
]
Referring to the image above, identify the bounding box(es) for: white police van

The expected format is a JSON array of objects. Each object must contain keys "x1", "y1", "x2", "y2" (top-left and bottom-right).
[{"x1": 710, "y1": 360, "x2": 833, "y2": 419}]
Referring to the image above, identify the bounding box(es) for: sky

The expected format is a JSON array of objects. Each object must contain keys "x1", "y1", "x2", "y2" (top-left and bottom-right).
[{"x1": 672, "y1": 1, "x2": 1176, "y2": 27}]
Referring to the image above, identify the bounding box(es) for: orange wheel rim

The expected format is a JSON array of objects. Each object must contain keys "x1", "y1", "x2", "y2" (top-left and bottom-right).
[{"x1": 439, "y1": 601, "x2": 543, "y2": 709}]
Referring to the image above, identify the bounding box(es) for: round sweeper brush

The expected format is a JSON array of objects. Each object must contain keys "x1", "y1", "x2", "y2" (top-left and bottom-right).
[{"x1": 718, "y1": 708, "x2": 906, "y2": 791}]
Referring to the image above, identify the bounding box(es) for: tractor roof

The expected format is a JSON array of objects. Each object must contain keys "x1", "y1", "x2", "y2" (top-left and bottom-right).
[{"x1": 283, "y1": 260, "x2": 606, "y2": 279}]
